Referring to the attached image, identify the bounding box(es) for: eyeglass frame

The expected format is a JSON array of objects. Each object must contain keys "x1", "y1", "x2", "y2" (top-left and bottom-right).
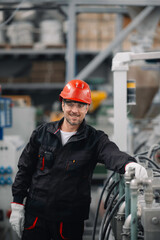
[{"x1": 63, "y1": 99, "x2": 88, "y2": 110}]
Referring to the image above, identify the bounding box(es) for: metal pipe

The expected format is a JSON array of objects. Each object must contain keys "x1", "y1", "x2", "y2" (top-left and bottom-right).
[
  {"x1": 113, "y1": 70, "x2": 127, "y2": 151},
  {"x1": 116, "y1": 201, "x2": 125, "y2": 240},
  {"x1": 125, "y1": 175, "x2": 130, "y2": 219},
  {"x1": 130, "y1": 179, "x2": 139, "y2": 240},
  {"x1": 65, "y1": 2, "x2": 76, "y2": 82},
  {"x1": 119, "y1": 175, "x2": 125, "y2": 199},
  {"x1": 118, "y1": 201, "x2": 125, "y2": 216},
  {"x1": 122, "y1": 214, "x2": 131, "y2": 240},
  {"x1": 75, "y1": 6, "x2": 154, "y2": 80},
  {"x1": 124, "y1": 167, "x2": 135, "y2": 219},
  {"x1": 143, "y1": 179, "x2": 153, "y2": 208}
]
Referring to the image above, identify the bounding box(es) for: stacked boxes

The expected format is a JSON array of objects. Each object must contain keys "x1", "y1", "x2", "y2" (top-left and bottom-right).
[
  {"x1": 0, "y1": 61, "x2": 66, "y2": 84},
  {"x1": 30, "y1": 60, "x2": 65, "y2": 83},
  {"x1": 153, "y1": 21, "x2": 160, "y2": 49},
  {"x1": 122, "y1": 16, "x2": 133, "y2": 51},
  {"x1": 77, "y1": 13, "x2": 160, "y2": 51},
  {"x1": 122, "y1": 16, "x2": 160, "y2": 51},
  {"x1": 76, "y1": 13, "x2": 116, "y2": 50}
]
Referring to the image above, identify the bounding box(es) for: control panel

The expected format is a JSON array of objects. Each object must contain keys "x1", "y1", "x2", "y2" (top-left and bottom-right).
[{"x1": 0, "y1": 135, "x2": 24, "y2": 240}]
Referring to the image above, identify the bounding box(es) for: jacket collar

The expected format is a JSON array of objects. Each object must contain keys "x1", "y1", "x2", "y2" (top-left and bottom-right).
[
  {"x1": 46, "y1": 118, "x2": 63, "y2": 134},
  {"x1": 47, "y1": 118, "x2": 87, "y2": 141}
]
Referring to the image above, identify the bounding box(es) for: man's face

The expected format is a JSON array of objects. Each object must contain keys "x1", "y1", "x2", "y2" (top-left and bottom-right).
[{"x1": 62, "y1": 100, "x2": 89, "y2": 126}]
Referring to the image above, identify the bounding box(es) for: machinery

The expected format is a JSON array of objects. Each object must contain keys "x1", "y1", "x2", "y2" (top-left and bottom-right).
[
  {"x1": 112, "y1": 51, "x2": 160, "y2": 152},
  {"x1": 89, "y1": 91, "x2": 107, "y2": 114},
  {"x1": 0, "y1": 91, "x2": 25, "y2": 240},
  {"x1": 92, "y1": 146, "x2": 160, "y2": 240},
  {"x1": 0, "y1": 135, "x2": 24, "y2": 240},
  {"x1": 91, "y1": 51, "x2": 160, "y2": 240}
]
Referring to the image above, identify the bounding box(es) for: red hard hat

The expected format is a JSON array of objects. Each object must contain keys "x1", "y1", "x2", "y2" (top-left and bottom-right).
[{"x1": 59, "y1": 79, "x2": 92, "y2": 104}]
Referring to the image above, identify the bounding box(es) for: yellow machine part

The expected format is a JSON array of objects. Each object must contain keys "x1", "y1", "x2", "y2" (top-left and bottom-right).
[
  {"x1": 50, "y1": 112, "x2": 64, "y2": 122},
  {"x1": 2, "y1": 95, "x2": 32, "y2": 106},
  {"x1": 89, "y1": 90, "x2": 107, "y2": 113}
]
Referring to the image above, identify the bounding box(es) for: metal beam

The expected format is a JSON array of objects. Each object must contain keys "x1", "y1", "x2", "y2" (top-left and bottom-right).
[
  {"x1": 75, "y1": 6, "x2": 155, "y2": 80},
  {"x1": 73, "y1": 0, "x2": 160, "y2": 5},
  {"x1": 1, "y1": 0, "x2": 160, "y2": 6},
  {"x1": 65, "y1": 2, "x2": 76, "y2": 83},
  {"x1": 1, "y1": 83, "x2": 64, "y2": 89},
  {"x1": 76, "y1": 0, "x2": 160, "y2": 5},
  {"x1": 0, "y1": 48, "x2": 66, "y2": 55},
  {"x1": 77, "y1": 7, "x2": 128, "y2": 14},
  {"x1": 115, "y1": 13, "x2": 123, "y2": 52}
]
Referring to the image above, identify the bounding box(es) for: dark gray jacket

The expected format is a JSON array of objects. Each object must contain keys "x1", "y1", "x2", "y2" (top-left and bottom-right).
[{"x1": 12, "y1": 118, "x2": 135, "y2": 221}]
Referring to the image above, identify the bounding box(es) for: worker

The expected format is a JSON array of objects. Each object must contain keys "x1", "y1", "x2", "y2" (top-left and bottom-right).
[{"x1": 9, "y1": 79, "x2": 147, "y2": 240}]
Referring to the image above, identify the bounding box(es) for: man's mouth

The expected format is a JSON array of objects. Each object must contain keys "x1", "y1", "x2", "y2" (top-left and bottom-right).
[{"x1": 70, "y1": 114, "x2": 79, "y2": 118}]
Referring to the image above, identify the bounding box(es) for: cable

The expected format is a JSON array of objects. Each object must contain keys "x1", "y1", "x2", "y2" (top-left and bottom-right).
[
  {"x1": 152, "y1": 169, "x2": 160, "y2": 173},
  {"x1": 134, "y1": 141, "x2": 147, "y2": 155},
  {"x1": 92, "y1": 171, "x2": 115, "y2": 240},
  {"x1": 138, "y1": 235, "x2": 144, "y2": 239},
  {"x1": 106, "y1": 225, "x2": 112, "y2": 240},
  {"x1": 137, "y1": 155, "x2": 160, "y2": 169},
  {"x1": 134, "y1": 150, "x2": 148, "y2": 157},
  {"x1": 99, "y1": 190, "x2": 119, "y2": 240},
  {"x1": 99, "y1": 194, "x2": 125, "y2": 240},
  {"x1": 104, "y1": 191, "x2": 119, "y2": 240},
  {"x1": 104, "y1": 180, "x2": 120, "y2": 209},
  {"x1": 147, "y1": 144, "x2": 160, "y2": 159},
  {"x1": 134, "y1": 145, "x2": 160, "y2": 158}
]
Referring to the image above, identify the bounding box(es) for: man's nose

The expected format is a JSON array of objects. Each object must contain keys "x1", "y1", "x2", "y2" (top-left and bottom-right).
[{"x1": 71, "y1": 104, "x2": 79, "y2": 112}]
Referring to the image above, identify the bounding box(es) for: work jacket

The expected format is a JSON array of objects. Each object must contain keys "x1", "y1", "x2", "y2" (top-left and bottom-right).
[{"x1": 12, "y1": 118, "x2": 135, "y2": 221}]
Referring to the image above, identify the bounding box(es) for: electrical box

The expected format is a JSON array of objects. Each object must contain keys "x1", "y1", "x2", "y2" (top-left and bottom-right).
[
  {"x1": 0, "y1": 136, "x2": 24, "y2": 240},
  {"x1": 0, "y1": 97, "x2": 12, "y2": 128}
]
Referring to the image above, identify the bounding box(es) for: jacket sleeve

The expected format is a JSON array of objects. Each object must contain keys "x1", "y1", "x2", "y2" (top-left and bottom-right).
[
  {"x1": 12, "y1": 124, "x2": 44, "y2": 203},
  {"x1": 97, "y1": 133, "x2": 136, "y2": 174}
]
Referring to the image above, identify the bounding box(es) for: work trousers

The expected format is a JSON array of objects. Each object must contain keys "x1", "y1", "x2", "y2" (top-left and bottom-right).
[{"x1": 22, "y1": 212, "x2": 84, "y2": 240}]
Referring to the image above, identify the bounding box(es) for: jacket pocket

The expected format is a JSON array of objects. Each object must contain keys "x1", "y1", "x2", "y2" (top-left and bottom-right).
[
  {"x1": 59, "y1": 221, "x2": 84, "y2": 239},
  {"x1": 65, "y1": 159, "x2": 90, "y2": 179},
  {"x1": 39, "y1": 151, "x2": 54, "y2": 170},
  {"x1": 66, "y1": 157, "x2": 90, "y2": 171},
  {"x1": 59, "y1": 222, "x2": 69, "y2": 239},
  {"x1": 24, "y1": 213, "x2": 38, "y2": 230}
]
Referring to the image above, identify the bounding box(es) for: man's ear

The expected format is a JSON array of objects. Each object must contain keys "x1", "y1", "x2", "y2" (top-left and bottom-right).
[
  {"x1": 86, "y1": 104, "x2": 89, "y2": 113},
  {"x1": 62, "y1": 100, "x2": 65, "y2": 112}
]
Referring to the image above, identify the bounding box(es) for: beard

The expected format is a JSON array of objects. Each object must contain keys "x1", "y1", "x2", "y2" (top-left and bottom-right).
[{"x1": 65, "y1": 114, "x2": 82, "y2": 126}]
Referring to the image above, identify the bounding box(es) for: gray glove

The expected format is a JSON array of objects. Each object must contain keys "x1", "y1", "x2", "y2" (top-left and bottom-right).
[
  {"x1": 125, "y1": 162, "x2": 148, "y2": 179},
  {"x1": 9, "y1": 202, "x2": 25, "y2": 238}
]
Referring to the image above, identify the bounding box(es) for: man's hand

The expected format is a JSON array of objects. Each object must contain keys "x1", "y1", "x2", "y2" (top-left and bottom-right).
[
  {"x1": 125, "y1": 162, "x2": 148, "y2": 179},
  {"x1": 9, "y1": 202, "x2": 25, "y2": 238}
]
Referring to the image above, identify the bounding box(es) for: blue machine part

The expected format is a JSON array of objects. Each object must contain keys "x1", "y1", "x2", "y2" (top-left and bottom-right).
[
  {"x1": 0, "y1": 97, "x2": 12, "y2": 128},
  {"x1": 5, "y1": 166, "x2": 13, "y2": 174},
  {"x1": 5, "y1": 177, "x2": 13, "y2": 185},
  {"x1": 0, "y1": 166, "x2": 5, "y2": 174},
  {"x1": 0, "y1": 97, "x2": 12, "y2": 140},
  {"x1": 0, "y1": 176, "x2": 5, "y2": 185}
]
